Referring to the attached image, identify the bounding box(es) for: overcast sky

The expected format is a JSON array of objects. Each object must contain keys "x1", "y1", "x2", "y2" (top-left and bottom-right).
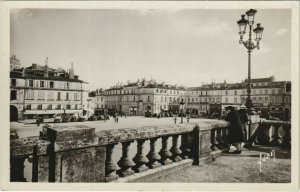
[{"x1": 10, "y1": 9, "x2": 291, "y2": 90}]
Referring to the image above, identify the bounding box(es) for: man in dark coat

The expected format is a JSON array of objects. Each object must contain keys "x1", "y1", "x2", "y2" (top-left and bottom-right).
[
  {"x1": 238, "y1": 105, "x2": 249, "y2": 142},
  {"x1": 225, "y1": 106, "x2": 245, "y2": 154}
]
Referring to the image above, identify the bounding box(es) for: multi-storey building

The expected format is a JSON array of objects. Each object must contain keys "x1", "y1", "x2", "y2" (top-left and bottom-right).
[
  {"x1": 97, "y1": 79, "x2": 185, "y2": 115},
  {"x1": 90, "y1": 77, "x2": 291, "y2": 120},
  {"x1": 10, "y1": 56, "x2": 88, "y2": 121}
]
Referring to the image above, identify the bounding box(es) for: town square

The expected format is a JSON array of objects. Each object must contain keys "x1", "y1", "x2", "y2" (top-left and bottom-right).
[{"x1": 1, "y1": 2, "x2": 299, "y2": 191}]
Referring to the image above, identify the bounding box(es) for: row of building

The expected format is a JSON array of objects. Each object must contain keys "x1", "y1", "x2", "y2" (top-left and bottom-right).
[
  {"x1": 90, "y1": 76, "x2": 291, "y2": 120},
  {"x1": 10, "y1": 55, "x2": 291, "y2": 121}
]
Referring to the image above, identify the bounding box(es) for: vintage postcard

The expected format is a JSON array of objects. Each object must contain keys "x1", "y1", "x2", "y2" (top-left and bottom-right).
[{"x1": 0, "y1": 1, "x2": 299, "y2": 191}]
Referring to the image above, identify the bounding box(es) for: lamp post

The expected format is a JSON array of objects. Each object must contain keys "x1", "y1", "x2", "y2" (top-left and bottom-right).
[
  {"x1": 237, "y1": 9, "x2": 264, "y2": 113},
  {"x1": 179, "y1": 98, "x2": 185, "y2": 124}
]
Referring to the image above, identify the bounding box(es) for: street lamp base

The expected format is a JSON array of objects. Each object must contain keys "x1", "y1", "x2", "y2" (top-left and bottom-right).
[{"x1": 245, "y1": 97, "x2": 253, "y2": 109}]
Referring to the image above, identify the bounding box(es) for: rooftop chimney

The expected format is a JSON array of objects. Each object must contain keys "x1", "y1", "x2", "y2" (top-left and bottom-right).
[
  {"x1": 44, "y1": 57, "x2": 48, "y2": 78},
  {"x1": 69, "y1": 62, "x2": 74, "y2": 79}
]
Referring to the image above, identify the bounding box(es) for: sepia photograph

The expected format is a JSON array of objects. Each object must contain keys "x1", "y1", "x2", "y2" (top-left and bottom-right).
[{"x1": 1, "y1": 1, "x2": 299, "y2": 191}]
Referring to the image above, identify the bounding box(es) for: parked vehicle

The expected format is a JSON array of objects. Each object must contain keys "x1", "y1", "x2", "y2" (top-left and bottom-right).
[{"x1": 33, "y1": 114, "x2": 44, "y2": 124}]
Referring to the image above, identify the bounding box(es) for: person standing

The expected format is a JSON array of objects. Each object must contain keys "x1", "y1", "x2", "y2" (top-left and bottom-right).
[
  {"x1": 238, "y1": 105, "x2": 249, "y2": 142},
  {"x1": 225, "y1": 106, "x2": 245, "y2": 154}
]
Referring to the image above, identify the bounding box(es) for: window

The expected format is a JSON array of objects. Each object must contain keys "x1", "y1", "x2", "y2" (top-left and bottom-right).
[
  {"x1": 188, "y1": 98, "x2": 190, "y2": 102},
  {"x1": 101, "y1": 97, "x2": 103, "y2": 101},
  {"x1": 11, "y1": 79, "x2": 16, "y2": 86},
  {"x1": 10, "y1": 90, "x2": 17, "y2": 100},
  {"x1": 265, "y1": 97, "x2": 269, "y2": 102},
  {"x1": 37, "y1": 104, "x2": 42, "y2": 110},
  {"x1": 40, "y1": 81, "x2": 44, "y2": 88},
  {"x1": 56, "y1": 104, "x2": 61, "y2": 110},
  {"x1": 75, "y1": 105, "x2": 78, "y2": 109},
  {"x1": 67, "y1": 82, "x2": 69, "y2": 89},
  {"x1": 57, "y1": 92, "x2": 61, "y2": 100},
  {"x1": 74, "y1": 93, "x2": 78, "y2": 101},
  {"x1": 225, "y1": 91, "x2": 228, "y2": 95},
  {"x1": 192, "y1": 98, "x2": 194, "y2": 102},
  {"x1": 66, "y1": 105, "x2": 71, "y2": 109},
  {"x1": 253, "y1": 97, "x2": 256, "y2": 101},
  {"x1": 26, "y1": 104, "x2": 31, "y2": 110},
  {"x1": 234, "y1": 97, "x2": 237, "y2": 103},
  {"x1": 265, "y1": 89, "x2": 268, "y2": 94},
  {"x1": 25, "y1": 90, "x2": 34, "y2": 100},
  {"x1": 66, "y1": 92, "x2": 69, "y2": 100},
  {"x1": 225, "y1": 97, "x2": 228, "y2": 103},
  {"x1": 48, "y1": 104, "x2": 52, "y2": 110},
  {"x1": 50, "y1": 81, "x2": 54, "y2": 88},
  {"x1": 259, "y1": 97, "x2": 262, "y2": 101},
  {"x1": 148, "y1": 96, "x2": 151, "y2": 102},
  {"x1": 234, "y1": 90, "x2": 237, "y2": 95},
  {"x1": 38, "y1": 91, "x2": 45, "y2": 100},
  {"x1": 29, "y1": 80, "x2": 34, "y2": 87}
]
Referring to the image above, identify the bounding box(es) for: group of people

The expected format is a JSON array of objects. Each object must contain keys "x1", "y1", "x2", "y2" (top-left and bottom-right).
[{"x1": 225, "y1": 105, "x2": 248, "y2": 154}]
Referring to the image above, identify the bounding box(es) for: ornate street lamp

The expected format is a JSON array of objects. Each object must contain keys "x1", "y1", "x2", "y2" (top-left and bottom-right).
[
  {"x1": 179, "y1": 98, "x2": 185, "y2": 124},
  {"x1": 237, "y1": 9, "x2": 264, "y2": 113}
]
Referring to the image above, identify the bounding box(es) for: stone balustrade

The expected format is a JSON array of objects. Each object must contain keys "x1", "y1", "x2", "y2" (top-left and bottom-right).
[
  {"x1": 10, "y1": 120, "x2": 233, "y2": 182},
  {"x1": 255, "y1": 120, "x2": 291, "y2": 148}
]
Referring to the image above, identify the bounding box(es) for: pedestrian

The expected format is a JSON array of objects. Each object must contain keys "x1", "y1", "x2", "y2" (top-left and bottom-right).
[
  {"x1": 238, "y1": 105, "x2": 248, "y2": 141},
  {"x1": 225, "y1": 106, "x2": 245, "y2": 154},
  {"x1": 113, "y1": 113, "x2": 116, "y2": 123},
  {"x1": 116, "y1": 112, "x2": 119, "y2": 123},
  {"x1": 36, "y1": 118, "x2": 40, "y2": 126}
]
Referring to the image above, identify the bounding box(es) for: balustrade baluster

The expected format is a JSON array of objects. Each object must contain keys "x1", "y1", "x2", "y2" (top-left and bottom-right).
[
  {"x1": 211, "y1": 129, "x2": 219, "y2": 151},
  {"x1": 170, "y1": 135, "x2": 182, "y2": 162},
  {"x1": 159, "y1": 136, "x2": 173, "y2": 165},
  {"x1": 215, "y1": 129, "x2": 224, "y2": 148},
  {"x1": 105, "y1": 144, "x2": 119, "y2": 182},
  {"x1": 221, "y1": 128, "x2": 229, "y2": 148},
  {"x1": 146, "y1": 137, "x2": 161, "y2": 169},
  {"x1": 133, "y1": 139, "x2": 149, "y2": 173},
  {"x1": 117, "y1": 141, "x2": 135, "y2": 177},
  {"x1": 10, "y1": 157, "x2": 27, "y2": 182},
  {"x1": 180, "y1": 133, "x2": 190, "y2": 159},
  {"x1": 271, "y1": 125, "x2": 281, "y2": 146}
]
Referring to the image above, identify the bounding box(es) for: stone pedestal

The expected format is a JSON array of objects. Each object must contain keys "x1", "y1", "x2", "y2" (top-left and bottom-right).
[{"x1": 46, "y1": 126, "x2": 106, "y2": 182}]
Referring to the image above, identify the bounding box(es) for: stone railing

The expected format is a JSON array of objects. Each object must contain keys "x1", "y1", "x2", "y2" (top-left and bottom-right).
[
  {"x1": 255, "y1": 120, "x2": 291, "y2": 148},
  {"x1": 10, "y1": 120, "x2": 229, "y2": 182}
]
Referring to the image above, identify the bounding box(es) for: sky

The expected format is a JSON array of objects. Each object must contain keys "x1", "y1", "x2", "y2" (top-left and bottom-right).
[{"x1": 10, "y1": 9, "x2": 291, "y2": 90}]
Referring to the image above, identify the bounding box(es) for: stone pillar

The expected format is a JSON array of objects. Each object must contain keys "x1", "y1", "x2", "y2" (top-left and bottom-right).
[
  {"x1": 10, "y1": 157, "x2": 27, "y2": 182},
  {"x1": 159, "y1": 136, "x2": 173, "y2": 165},
  {"x1": 105, "y1": 144, "x2": 119, "y2": 182},
  {"x1": 46, "y1": 126, "x2": 106, "y2": 182},
  {"x1": 282, "y1": 124, "x2": 291, "y2": 149},
  {"x1": 117, "y1": 141, "x2": 135, "y2": 177},
  {"x1": 133, "y1": 139, "x2": 149, "y2": 173},
  {"x1": 170, "y1": 135, "x2": 182, "y2": 162},
  {"x1": 146, "y1": 137, "x2": 161, "y2": 169}
]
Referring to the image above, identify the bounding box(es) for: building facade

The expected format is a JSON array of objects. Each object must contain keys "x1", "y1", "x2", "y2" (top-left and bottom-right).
[
  {"x1": 91, "y1": 76, "x2": 291, "y2": 120},
  {"x1": 93, "y1": 79, "x2": 186, "y2": 116},
  {"x1": 10, "y1": 56, "x2": 88, "y2": 121}
]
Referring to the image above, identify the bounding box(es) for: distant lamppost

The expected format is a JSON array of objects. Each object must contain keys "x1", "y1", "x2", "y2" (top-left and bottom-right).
[
  {"x1": 237, "y1": 9, "x2": 264, "y2": 113},
  {"x1": 179, "y1": 98, "x2": 185, "y2": 124}
]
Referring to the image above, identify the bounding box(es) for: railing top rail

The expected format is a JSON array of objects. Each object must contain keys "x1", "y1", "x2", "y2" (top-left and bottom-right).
[{"x1": 260, "y1": 119, "x2": 291, "y2": 125}]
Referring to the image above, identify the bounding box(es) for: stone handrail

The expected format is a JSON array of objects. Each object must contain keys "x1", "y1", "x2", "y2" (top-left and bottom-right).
[{"x1": 10, "y1": 120, "x2": 230, "y2": 182}]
